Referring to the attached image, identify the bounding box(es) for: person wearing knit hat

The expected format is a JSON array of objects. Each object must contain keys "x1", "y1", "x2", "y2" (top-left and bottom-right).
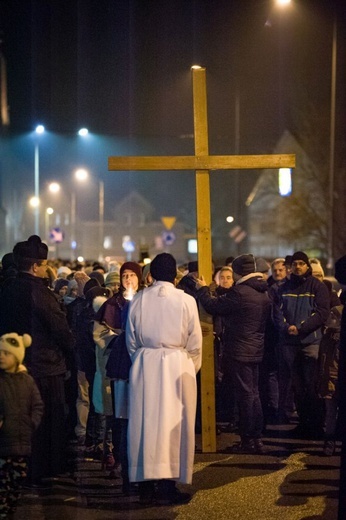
[
  {"x1": 0, "y1": 235, "x2": 74, "y2": 486},
  {"x1": 291, "y1": 251, "x2": 310, "y2": 268},
  {"x1": 256, "y1": 257, "x2": 271, "y2": 280},
  {"x1": 120, "y1": 261, "x2": 142, "y2": 299},
  {"x1": 272, "y1": 250, "x2": 330, "y2": 438},
  {"x1": 53, "y1": 278, "x2": 69, "y2": 300},
  {"x1": 150, "y1": 253, "x2": 177, "y2": 283},
  {"x1": 0, "y1": 333, "x2": 32, "y2": 368},
  {"x1": 0, "y1": 332, "x2": 44, "y2": 516},
  {"x1": 126, "y1": 253, "x2": 202, "y2": 504},
  {"x1": 93, "y1": 260, "x2": 142, "y2": 492},
  {"x1": 105, "y1": 271, "x2": 121, "y2": 293},
  {"x1": 89, "y1": 270, "x2": 105, "y2": 287},
  {"x1": 57, "y1": 266, "x2": 72, "y2": 279},
  {"x1": 141, "y1": 263, "x2": 153, "y2": 287},
  {"x1": 194, "y1": 254, "x2": 270, "y2": 454},
  {"x1": 310, "y1": 258, "x2": 325, "y2": 281},
  {"x1": 232, "y1": 254, "x2": 256, "y2": 278},
  {"x1": 74, "y1": 271, "x2": 91, "y2": 297}
]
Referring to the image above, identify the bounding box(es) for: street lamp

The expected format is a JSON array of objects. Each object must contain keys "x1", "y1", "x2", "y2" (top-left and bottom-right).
[{"x1": 34, "y1": 124, "x2": 45, "y2": 235}]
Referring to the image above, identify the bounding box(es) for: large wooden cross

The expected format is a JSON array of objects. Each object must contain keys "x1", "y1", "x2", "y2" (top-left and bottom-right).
[{"x1": 109, "y1": 67, "x2": 295, "y2": 453}]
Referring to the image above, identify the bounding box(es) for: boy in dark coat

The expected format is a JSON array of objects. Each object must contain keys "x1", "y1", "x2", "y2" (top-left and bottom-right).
[{"x1": 0, "y1": 333, "x2": 43, "y2": 519}]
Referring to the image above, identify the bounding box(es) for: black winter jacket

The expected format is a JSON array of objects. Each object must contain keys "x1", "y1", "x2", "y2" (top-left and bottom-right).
[
  {"x1": 197, "y1": 274, "x2": 270, "y2": 364},
  {"x1": 0, "y1": 272, "x2": 74, "y2": 378},
  {"x1": 0, "y1": 368, "x2": 44, "y2": 457}
]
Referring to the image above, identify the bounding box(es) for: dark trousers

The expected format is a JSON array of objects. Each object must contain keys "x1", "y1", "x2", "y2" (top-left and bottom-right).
[
  {"x1": 292, "y1": 346, "x2": 324, "y2": 431},
  {"x1": 30, "y1": 374, "x2": 67, "y2": 482},
  {"x1": 0, "y1": 456, "x2": 28, "y2": 518},
  {"x1": 278, "y1": 343, "x2": 323, "y2": 430},
  {"x1": 232, "y1": 360, "x2": 263, "y2": 440}
]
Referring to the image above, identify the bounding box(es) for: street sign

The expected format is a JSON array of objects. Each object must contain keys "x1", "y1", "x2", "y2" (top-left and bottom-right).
[
  {"x1": 162, "y1": 231, "x2": 176, "y2": 246},
  {"x1": 49, "y1": 228, "x2": 64, "y2": 243},
  {"x1": 161, "y1": 216, "x2": 176, "y2": 230}
]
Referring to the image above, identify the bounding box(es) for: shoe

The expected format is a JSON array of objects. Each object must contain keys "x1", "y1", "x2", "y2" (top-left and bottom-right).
[
  {"x1": 254, "y1": 439, "x2": 266, "y2": 454},
  {"x1": 323, "y1": 440, "x2": 336, "y2": 456},
  {"x1": 138, "y1": 481, "x2": 155, "y2": 505},
  {"x1": 228, "y1": 440, "x2": 256, "y2": 454},
  {"x1": 221, "y1": 422, "x2": 239, "y2": 433},
  {"x1": 105, "y1": 453, "x2": 116, "y2": 471},
  {"x1": 156, "y1": 488, "x2": 191, "y2": 506},
  {"x1": 77, "y1": 435, "x2": 86, "y2": 446}
]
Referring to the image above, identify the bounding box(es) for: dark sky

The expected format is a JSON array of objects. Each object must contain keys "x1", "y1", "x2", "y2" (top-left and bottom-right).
[
  {"x1": 0, "y1": 0, "x2": 345, "y2": 243},
  {"x1": 2, "y1": 0, "x2": 344, "y2": 141}
]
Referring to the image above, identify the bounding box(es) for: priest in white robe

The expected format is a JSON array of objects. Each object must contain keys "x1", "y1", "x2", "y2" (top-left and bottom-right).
[{"x1": 126, "y1": 253, "x2": 202, "y2": 505}]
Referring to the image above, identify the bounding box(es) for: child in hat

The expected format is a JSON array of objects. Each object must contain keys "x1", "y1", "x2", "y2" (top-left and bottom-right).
[{"x1": 0, "y1": 333, "x2": 43, "y2": 518}]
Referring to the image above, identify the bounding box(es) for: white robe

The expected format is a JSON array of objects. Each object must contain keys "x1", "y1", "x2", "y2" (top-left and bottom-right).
[{"x1": 126, "y1": 281, "x2": 202, "y2": 484}]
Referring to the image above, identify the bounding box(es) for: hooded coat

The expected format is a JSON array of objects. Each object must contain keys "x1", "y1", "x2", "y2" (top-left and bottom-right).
[
  {"x1": 0, "y1": 367, "x2": 44, "y2": 457},
  {"x1": 197, "y1": 273, "x2": 270, "y2": 365}
]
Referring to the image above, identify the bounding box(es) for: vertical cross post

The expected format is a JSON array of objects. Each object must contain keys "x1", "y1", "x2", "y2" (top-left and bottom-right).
[{"x1": 193, "y1": 67, "x2": 216, "y2": 452}]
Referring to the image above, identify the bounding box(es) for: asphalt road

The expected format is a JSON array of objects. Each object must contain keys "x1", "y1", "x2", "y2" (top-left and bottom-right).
[{"x1": 13, "y1": 424, "x2": 340, "y2": 520}]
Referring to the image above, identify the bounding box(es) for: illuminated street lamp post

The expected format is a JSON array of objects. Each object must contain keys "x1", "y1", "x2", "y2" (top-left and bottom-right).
[{"x1": 34, "y1": 124, "x2": 45, "y2": 236}]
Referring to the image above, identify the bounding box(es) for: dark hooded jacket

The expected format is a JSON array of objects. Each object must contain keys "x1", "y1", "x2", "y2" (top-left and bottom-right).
[
  {"x1": 0, "y1": 367, "x2": 44, "y2": 456},
  {"x1": 197, "y1": 274, "x2": 270, "y2": 364}
]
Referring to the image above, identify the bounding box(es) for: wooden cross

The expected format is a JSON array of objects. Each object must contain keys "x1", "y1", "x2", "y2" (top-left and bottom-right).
[{"x1": 109, "y1": 67, "x2": 295, "y2": 453}]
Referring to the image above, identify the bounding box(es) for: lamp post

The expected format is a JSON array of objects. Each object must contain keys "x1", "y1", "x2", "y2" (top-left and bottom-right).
[
  {"x1": 327, "y1": 14, "x2": 337, "y2": 273},
  {"x1": 34, "y1": 124, "x2": 45, "y2": 236}
]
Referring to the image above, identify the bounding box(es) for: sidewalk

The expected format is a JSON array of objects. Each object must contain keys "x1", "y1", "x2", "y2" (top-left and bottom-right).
[{"x1": 13, "y1": 425, "x2": 340, "y2": 520}]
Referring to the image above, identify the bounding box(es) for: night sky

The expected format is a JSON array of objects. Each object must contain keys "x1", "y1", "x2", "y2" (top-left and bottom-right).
[{"x1": 0, "y1": 0, "x2": 345, "y2": 249}]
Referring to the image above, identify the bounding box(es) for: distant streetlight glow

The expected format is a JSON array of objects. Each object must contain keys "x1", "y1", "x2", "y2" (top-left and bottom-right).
[
  {"x1": 75, "y1": 168, "x2": 88, "y2": 182},
  {"x1": 191, "y1": 65, "x2": 202, "y2": 70},
  {"x1": 29, "y1": 196, "x2": 40, "y2": 208},
  {"x1": 78, "y1": 128, "x2": 89, "y2": 136},
  {"x1": 276, "y1": 0, "x2": 291, "y2": 6},
  {"x1": 35, "y1": 124, "x2": 45, "y2": 134},
  {"x1": 46, "y1": 207, "x2": 54, "y2": 215},
  {"x1": 226, "y1": 215, "x2": 234, "y2": 223},
  {"x1": 48, "y1": 182, "x2": 60, "y2": 193}
]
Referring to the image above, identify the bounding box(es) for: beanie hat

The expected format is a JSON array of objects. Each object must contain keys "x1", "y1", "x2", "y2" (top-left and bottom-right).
[
  {"x1": 291, "y1": 251, "x2": 310, "y2": 266},
  {"x1": 13, "y1": 235, "x2": 48, "y2": 261},
  {"x1": 188, "y1": 261, "x2": 198, "y2": 273},
  {"x1": 150, "y1": 253, "x2": 177, "y2": 282},
  {"x1": 105, "y1": 271, "x2": 120, "y2": 287},
  {"x1": 83, "y1": 278, "x2": 100, "y2": 296},
  {"x1": 74, "y1": 271, "x2": 91, "y2": 297},
  {"x1": 57, "y1": 266, "x2": 72, "y2": 278},
  {"x1": 54, "y1": 278, "x2": 69, "y2": 294},
  {"x1": 232, "y1": 254, "x2": 256, "y2": 277},
  {"x1": 335, "y1": 255, "x2": 346, "y2": 285},
  {"x1": 256, "y1": 257, "x2": 270, "y2": 273},
  {"x1": 120, "y1": 262, "x2": 142, "y2": 287},
  {"x1": 85, "y1": 286, "x2": 111, "y2": 302},
  {"x1": 310, "y1": 259, "x2": 325, "y2": 278},
  {"x1": 0, "y1": 333, "x2": 32, "y2": 365},
  {"x1": 89, "y1": 271, "x2": 105, "y2": 287},
  {"x1": 1, "y1": 253, "x2": 15, "y2": 271},
  {"x1": 284, "y1": 255, "x2": 293, "y2": 266}
]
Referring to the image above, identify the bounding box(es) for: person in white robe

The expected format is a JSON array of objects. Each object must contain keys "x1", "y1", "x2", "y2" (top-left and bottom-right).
[{"x1": 126, "y1": 252, "x2": 202, "y2": 505}]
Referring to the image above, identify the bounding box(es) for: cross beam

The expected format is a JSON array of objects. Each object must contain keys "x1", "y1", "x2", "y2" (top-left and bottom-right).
[{"x1": 109, "y1": 67, "x2": 295, "y2": 453}]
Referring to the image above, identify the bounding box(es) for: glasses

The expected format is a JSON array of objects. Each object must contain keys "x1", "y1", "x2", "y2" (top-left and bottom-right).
[{"x1": 292, "y1": 261, "x2": 306, "y2": 267}]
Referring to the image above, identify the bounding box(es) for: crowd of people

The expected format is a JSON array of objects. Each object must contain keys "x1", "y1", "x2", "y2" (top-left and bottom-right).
[{"x1": 0, "y1": 233, "x2": 345, "y2": 515}]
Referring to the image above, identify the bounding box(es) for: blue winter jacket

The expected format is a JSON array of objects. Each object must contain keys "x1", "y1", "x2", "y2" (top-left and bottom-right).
[{"x1": 272, "y1": 270, "x2": 330, "y2": 345}]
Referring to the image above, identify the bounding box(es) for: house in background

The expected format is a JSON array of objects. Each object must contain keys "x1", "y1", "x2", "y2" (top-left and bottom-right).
[
  {"x1": 64, "y1": 191, "x2": 189, "y2": 263},
  {"x1": 247, "y1": 130, "x2": 327, "y2": 260}
]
